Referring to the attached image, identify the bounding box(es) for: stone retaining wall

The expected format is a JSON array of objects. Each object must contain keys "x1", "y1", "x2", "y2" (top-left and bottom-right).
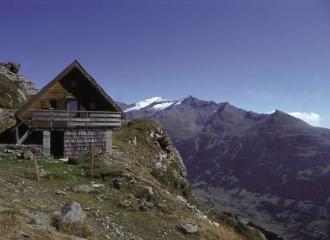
[{"x1": 0, "y1": 144, "x2": 43, "y2": 158}]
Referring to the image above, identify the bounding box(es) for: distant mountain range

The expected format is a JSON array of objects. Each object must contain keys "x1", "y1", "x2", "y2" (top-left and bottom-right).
[{"x1": 117, "y1": 96, "x2": 330, "y2": 239}]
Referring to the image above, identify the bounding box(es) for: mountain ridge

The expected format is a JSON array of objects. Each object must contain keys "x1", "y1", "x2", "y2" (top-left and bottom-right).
[{"x1": 117, "y1": 96, "x2": 330, "y2": 239}]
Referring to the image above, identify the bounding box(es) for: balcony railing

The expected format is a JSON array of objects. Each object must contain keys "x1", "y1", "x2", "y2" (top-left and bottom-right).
[{"x1": 27, "y1": 109, "x2": 122, "y2": 129}]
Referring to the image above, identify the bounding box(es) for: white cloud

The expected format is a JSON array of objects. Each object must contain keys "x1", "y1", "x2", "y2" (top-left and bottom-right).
[
  {"x1": 264, "y1": 110, "x2": 322, "y2": 127},
  {"x1": 264, "y1": 110, "x2": 275, "y2": 114},
  {"x1": 287, "y1": 112, "x2": 321, "y2": 127}
]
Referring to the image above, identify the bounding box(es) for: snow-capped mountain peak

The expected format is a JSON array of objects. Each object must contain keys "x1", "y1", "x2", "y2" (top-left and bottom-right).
[{"x1": 124, "y1": 97, "x2": 181, "y2": 112}]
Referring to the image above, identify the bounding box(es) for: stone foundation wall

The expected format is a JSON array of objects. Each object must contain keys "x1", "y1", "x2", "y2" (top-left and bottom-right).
[{"x1": 1, "y1": 144, "x2": 44, "y2": 158}]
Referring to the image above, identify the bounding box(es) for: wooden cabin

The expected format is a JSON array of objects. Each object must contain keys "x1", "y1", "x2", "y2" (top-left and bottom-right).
[{"x1": 14, "y1": 60, "x2": 126, "y2": 157}]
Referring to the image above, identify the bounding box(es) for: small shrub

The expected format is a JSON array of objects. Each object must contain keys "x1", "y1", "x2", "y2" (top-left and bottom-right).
[
  {"x1": 150, "y1": 168, "x2": 196, "y2": 204},
  {"x1": 52, "y1": 215, "x2": 64, "y2": 232},
  {"x1": 24, "y1": 171, "x2": 59, "y2": 181},
  {"x1": 43, "y1": 172, "x2": 60, "y2": 180},
  {"x1": 133, "y1": 187, "x2": 155, "y2": 202},
  {"x1": 113, "y1": 179, "x2": 121, "y2": 189},
  {"x1": 169, "y1": 161, "x2": 180, "y2": 171},
  {"x1": 248, "y1": 221, "x2": 285, "y2": 240},
  {"x1": 100, "y1": 170, "x2": 123, "y2": 180}
]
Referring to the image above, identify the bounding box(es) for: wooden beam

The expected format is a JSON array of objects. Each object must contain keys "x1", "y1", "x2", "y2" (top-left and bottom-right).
[
  {"x1": 32, "y1": 117, "x2": 69, "y2": 121},
  {"x1": 67, "y1": 118, "x2": 121, "y2": 122},
  {"x1": 90, "y1": 113, "x2": 120, "y2": 118},
  {"x1": 15, "y1": 128, "x2": 19, "y2": 144},
  {"x1": 32, "y1": 117, "x2": 121, "y2": 123},
  {"x1": 32, "y1": 112, "x2": 70, "y2": 117},
  {"x1": 69, "y1": 122, "x2": 121, "y2": 127},
  {"x1": 18, "y1": 130, "x2": 30, "y2": 145},
  {"x1": 88, "y1": 118, "x2": 121, "y2": 122}
]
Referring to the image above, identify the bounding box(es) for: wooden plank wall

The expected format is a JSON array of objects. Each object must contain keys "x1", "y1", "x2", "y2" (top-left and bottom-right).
[
  {"x1": 19, "y1": 72, "x2": 119, "y2": 125},
  {"x1": 20, "y1": 82, "x2": 66, "y2": 122},
  {"x1": 63, "y1": 129, "x2": 106, "y2": 156}
]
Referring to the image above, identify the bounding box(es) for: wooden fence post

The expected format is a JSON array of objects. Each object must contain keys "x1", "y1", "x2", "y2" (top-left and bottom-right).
[
  {"x1": 34, "y1": 157, "x2": 40, "y2": 182},
  {"x1": 91, "y1": 151, "x2": 93, "y2": 176},
  {"x1": 132, "y1": 153, "x2": 135, "y2": 170}
]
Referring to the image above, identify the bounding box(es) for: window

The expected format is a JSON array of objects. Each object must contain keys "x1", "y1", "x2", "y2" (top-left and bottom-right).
[
  {"x1": 71, "y1": 80, "x2": 77, "y2": 88},
  {"x1": 90, "y1": 102, "x2": 96, "y2": 110},
  {"x1": 49, "y1": 100, "x2": 58, "y2": 109},
  {"x1": 41, "y1": 99, "x2": 58, "y2": 109}
]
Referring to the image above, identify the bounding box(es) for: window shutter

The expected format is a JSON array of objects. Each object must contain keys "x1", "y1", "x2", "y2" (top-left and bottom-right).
[{"x1": 41, "y1": 99, "x2": 50, "y2": 109}]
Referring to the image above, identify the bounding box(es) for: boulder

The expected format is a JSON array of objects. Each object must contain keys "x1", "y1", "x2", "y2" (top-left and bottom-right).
[
  {"x1": 178, "y1": 223, "x2": 198, "y2": 234},
  {"x1": 67, "y1": 156, "x2": 81, "y2": 165},
  {"x1": 5, "y1": 62, "x2": 20, "y2": 74},
  {"x1": 23, "y1": 149, "x2": 33, "y2": 160},
  {"x1": 61, "y1": 201, "x2": 86, "y2": 225}
]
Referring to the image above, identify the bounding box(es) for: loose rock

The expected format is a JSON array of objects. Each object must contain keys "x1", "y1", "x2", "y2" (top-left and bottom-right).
[
  {"x1": 61, "y1": 201, "x2": 86, "y2": 225},
  {"x1": 17, "y1": 231, "x2": 31, "y2": 238},
  {"x1": 67, "y1": 156, "x2": 81, "y2": 165},
  {"x1": 55, "y1": 190, "x2": 67, "y2": 196},
  {"x1": 91, "y1": 183, "x2": 105, "y2": 188},
  {"x1": 72, "y1": 185, "x2": 95, "y2": 193},
  {"x1": 23, "y1": 149, "x2": 33, "y2": 160},
  {"x1": 178, "y1": 223, "x2": 198, "y2": 234}
]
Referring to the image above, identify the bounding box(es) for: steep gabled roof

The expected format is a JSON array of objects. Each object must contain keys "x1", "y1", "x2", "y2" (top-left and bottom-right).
[{"x1": 15, "y1": 60, "x2": 126, "y2": 119}]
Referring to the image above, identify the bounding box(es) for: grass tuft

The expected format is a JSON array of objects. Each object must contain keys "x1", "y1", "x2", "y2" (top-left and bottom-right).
[
  {"x1": 51, "y1": 215, "x2": 93, "y2": 238},
  {"x1": 24, "y1": 171, "x2": 60, "y2": 181}
]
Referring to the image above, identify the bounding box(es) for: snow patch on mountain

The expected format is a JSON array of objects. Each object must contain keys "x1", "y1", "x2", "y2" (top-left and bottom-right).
[
  {"x1": 151, "y1": 102, "x2": 175, "y2": 110},
  {"x1": 174, "y1": 99, "x2": 183, "y2": 105},
  {"x1": 124, "y1": 97, "x2": 183, "y2": 112},
  {"x1": 125, "y1": 97, "x2": 168, "y2": 112}
]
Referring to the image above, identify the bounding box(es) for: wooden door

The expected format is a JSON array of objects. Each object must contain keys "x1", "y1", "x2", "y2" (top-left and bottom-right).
[{"x1": 68, "y1": 100, "x2": 79, "y2": 117}]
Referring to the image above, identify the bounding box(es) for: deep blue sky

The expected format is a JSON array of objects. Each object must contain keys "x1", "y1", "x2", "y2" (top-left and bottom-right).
[{"x1": 2, "y1": 0, "x2": 330, "y2": 127}]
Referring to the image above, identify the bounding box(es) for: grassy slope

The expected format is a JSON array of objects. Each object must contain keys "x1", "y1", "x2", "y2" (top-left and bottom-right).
[{"x1": 0, "y1": 119, "x2": 265, "y2": 240}]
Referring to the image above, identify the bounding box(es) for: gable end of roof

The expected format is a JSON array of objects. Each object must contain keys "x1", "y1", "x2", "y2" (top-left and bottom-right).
[{"x1": 15, "y1": 60, "x2": 126, "y2": 119}]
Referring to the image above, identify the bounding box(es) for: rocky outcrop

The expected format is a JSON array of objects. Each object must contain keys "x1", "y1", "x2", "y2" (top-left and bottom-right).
[
  {"x1": 17, "y1": 75, "x2": 38, "y2": 96},
  {"x1": 1, "y1": 62, "x2": 20, "y2": 74},
  {"x1": 148, "y1": 124, "x2": 187, "y2": 178},
  {"x1": 125, "y1": 119, "x2": 187, "y2": 180},
  {"x1": 0, "y1": 61, "x2": 39, "y2": 133},
  {"x1": 0, "y1": 109, "x2": 16, "y2": 126},
  {"x1": 0, "y1": 61, "x2": 38, "y2": 98}
]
